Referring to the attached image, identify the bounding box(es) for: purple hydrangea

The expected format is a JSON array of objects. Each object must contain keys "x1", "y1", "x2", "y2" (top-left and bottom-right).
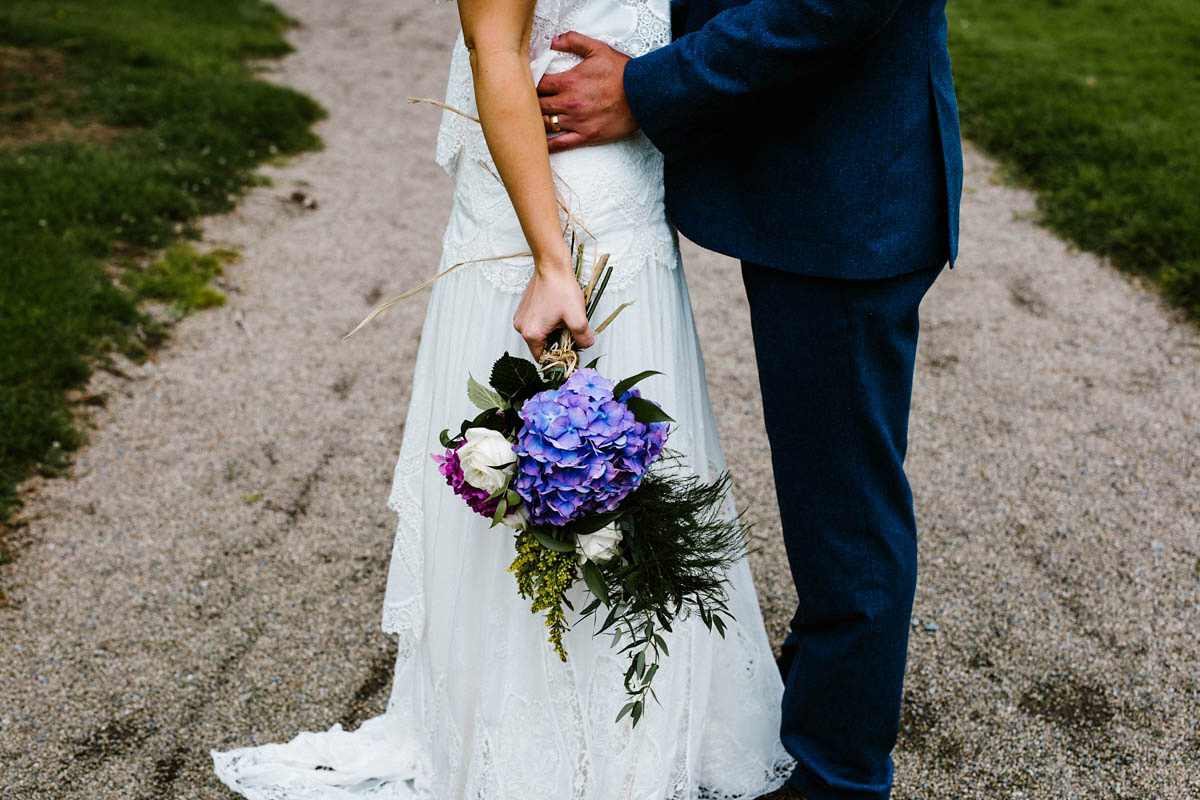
[
  {"x1": 432, "y1": 441, "x2": 501, "y2": 519},
  {"x1": 512, "y1": 368, "x2": 670, "y2": 526}
]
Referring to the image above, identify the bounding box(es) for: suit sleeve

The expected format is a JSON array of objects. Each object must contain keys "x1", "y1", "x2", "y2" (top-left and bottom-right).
[{"x1": 624, "y1": 0, "x2": 907, "y2": 160}]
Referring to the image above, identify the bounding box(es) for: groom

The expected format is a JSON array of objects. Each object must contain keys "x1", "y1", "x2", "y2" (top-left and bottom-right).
[{"x1": 536, "y1": 1, "x2": 963, "y2": 798}]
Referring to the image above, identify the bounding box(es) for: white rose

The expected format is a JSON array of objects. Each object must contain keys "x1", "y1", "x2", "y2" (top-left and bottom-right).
[
  {"x1": 576, "y1": 523, "x2": 623, "y2": 566},
  {"x1": 458, "y1": 427, "x2": 516, "y2": 495},
  {"x1": 502, "y1": 504, "x2": 529, "y2": 532}
]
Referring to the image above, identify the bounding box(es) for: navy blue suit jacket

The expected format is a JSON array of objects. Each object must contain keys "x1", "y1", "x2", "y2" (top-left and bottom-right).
[{"x1": 623, "y1": 0, "x2": 963, "y2": 279}]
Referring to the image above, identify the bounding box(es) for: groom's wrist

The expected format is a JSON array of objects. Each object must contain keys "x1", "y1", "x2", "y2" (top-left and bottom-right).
[{"x1": 623, "y1": 49, "x2": 694, "y2": 163}]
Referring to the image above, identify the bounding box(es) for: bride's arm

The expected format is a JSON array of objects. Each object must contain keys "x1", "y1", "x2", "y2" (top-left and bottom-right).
[{"x1": 457, "y1": 0, "x2": 595, "y2": 359}]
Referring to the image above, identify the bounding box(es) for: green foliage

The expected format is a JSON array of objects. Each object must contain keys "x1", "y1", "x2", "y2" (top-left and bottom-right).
[
  {"x1": 948, "y1": 0, "x2": 1200, "y2": 319},
  {"x1": 1162, "y1": 261, "x2": 1200, "y2": 325},
  {"x1": 509, "y1": 457, "x2": 748, "y2": 725},
  {"x1": 0, "y1": 1, "x2": 325, "y2": 521},
  {"x1": 624, "y1": 395, "x2": 674, "y2": 424},
  {"x1": 611, "y1": 369, "x2": 661, "y2": 400},
  {"x1": 592, "y1": 466, "x2": 744, "y2": 633},
  {"x1": 122, "y1": 244, "x2": 234, "y2": 315},
  {"x1": 509, "y1": 530, "x2": 578, "y2": 661},
  {"x1": 466, "y1": 373, "x2": 506, "y2": 412},
  {"x1": 590, "y1": 465, "x2": 745, "y2": 724},
  {"x1": 489, "y1": 352, "x2": 546, "y2": 405}
]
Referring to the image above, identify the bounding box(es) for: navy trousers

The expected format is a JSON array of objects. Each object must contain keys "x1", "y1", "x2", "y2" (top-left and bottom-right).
[{"x1": 740, "y1": 261, "x2": 943, "y2": 800}]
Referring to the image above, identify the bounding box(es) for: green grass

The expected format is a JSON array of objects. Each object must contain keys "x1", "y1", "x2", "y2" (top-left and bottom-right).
[
  {"x1": 0, "y1": 1, "x2": 325, "y2": 521},
  {"x1": 948, "y1": 0, "x2": 1200, "y2": 317}
]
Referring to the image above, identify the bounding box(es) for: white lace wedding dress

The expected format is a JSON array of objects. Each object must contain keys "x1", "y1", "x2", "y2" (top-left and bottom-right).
[{"x1": 212, "y1": 1, "x2": 794, "y2": 797}]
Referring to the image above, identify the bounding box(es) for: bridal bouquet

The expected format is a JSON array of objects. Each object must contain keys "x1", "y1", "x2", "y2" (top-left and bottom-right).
[
  {"x1": 430, "y1": 246, "x2": 747, "y2": 726},
  {"x1": 339, "y1": 96, "x2": 747, "y2": 722}
]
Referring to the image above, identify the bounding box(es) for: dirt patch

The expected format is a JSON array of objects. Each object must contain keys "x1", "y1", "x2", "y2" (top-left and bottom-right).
[
  {"x1": 70, "y1": 715, "x2": 156, "y2": 764},
  {"x1": 1018, "y1": 672, "x2": 1116, "y2": 735},
  {"x1": 0, "y1": 46, "x2": 123, "y2": 150}
]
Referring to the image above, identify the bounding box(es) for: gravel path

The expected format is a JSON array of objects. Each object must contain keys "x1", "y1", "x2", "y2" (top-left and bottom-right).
[{"x1": 2, "y1": 2, "x2": 1197, "y2": 798}]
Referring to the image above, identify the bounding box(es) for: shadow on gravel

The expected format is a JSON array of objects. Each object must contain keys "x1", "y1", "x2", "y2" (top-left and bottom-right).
[
  {"x1": 1018, "y1": 672, "x2": 1115, "y2": 736},
  {"x1": 897, "y1": 692, "x2": 968, "y2": 774},
  {"x1": 339, "y1": 641, "x2": 399, "y2": 730},
  {"x1": 71, "y1": 715, "x2": 156, "y2": 765}
]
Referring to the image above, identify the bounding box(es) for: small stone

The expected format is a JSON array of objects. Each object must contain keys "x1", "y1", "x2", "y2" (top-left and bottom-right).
[{"x1": 289, "y1": 190, "x2": 318, "y2": 209}]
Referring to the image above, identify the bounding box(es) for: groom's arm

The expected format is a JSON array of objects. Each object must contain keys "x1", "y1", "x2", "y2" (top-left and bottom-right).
[
  {"x1": 538, "y1": 0, "x2": 907, "y2": 156},
  {"x1": 624, "y1": 0, "x2": 907, "y2": 159}
]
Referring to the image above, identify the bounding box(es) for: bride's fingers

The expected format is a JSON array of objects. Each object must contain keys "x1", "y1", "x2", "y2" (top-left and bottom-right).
[
  {"x1": 514, "y1": 313, "x2": 538, "y2": 360},
  {"x1": 520, "y1": 331, "x2": 545, "y2": 361},
  {"x1": 565, "y1": 315, "x2": 595, "y2": 350}
]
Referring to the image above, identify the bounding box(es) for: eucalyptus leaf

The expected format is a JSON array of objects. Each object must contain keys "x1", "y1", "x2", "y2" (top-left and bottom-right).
[
  {"x1": 618, "y1": 638, "x2": 643, "y2": 655},
  {"x1": 490, "y1": 497, "x2": 508, "y2": 527},
  {"x1": 653, "y1": 633, "x2": 669, "y2": 657},
  {"x1": 532, "y1": 527, "x2": 576, "y2": 554},
  {"x1": 581, "y1": 560, "x2": 609, "y2": 604},
  {"x1": 643, "y1": 662, "x2": 659, "y2": 687},
  {"x1": 599, "y1": 604, "x2": 621, "y2": 634}
]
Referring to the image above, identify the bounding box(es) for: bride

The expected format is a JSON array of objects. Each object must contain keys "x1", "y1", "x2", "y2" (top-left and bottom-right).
[{"x1": 212, "y1": 0, "x2": 794, "y2": 797}]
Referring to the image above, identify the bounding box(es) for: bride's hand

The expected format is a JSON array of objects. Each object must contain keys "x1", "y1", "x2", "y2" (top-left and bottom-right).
[{"x1": 514, "y1": 260, "x2": 596, "y2": 361}]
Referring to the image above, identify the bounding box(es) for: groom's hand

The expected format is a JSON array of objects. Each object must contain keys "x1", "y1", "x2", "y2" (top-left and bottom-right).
[{"x1": 537, "y1": 32, "x2": 637, "y2": 153}]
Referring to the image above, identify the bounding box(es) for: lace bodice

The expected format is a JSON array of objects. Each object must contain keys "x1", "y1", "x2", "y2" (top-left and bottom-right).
[{"x1": 434, "y1": 0, "x2": 676, "y2": 294}]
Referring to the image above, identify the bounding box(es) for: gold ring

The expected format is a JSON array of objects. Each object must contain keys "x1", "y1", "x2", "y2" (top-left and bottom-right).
[{"x1": 550, "y1": 114, "x2": 562, "y2": 133}]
